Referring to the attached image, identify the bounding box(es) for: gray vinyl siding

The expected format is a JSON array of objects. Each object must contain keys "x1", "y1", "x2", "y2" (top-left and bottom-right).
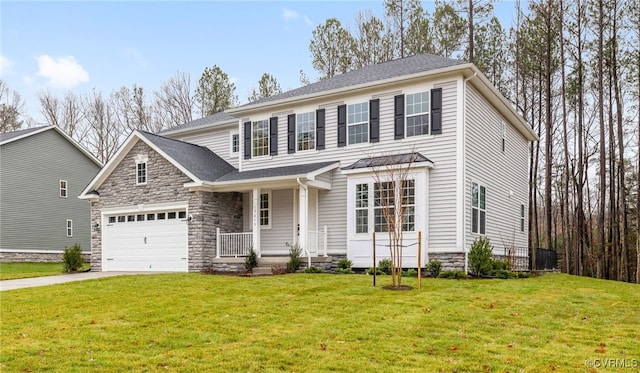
[
  {"x1": 464, "y1": 85, "x2": 529, "y2": 253},
  {"x1": 178, "y1": 129, "x2": 239, "y2": 168},
  {"x1": 260, "y1": 189, "x2": 294, "y2": 255},
  {"x1": 0, "y1": 130, "x2": 100, "y2": 252},
  {"x1": 317, "y1": 170, "x2": 348, "y2": 255}
]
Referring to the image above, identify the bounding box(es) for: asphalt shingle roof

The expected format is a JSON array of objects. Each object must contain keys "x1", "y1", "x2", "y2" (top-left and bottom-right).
[
  {"x1": 341, "y1": 152, "x2": 433, "y2": 170},
  {"x1": 216, "y1": 161, "x2": 338, "y2": 183},
  {"x1": 159, "y1": 111, "x2": 236, "y2": 134},
  {"x1": 240, "y1": 54, "x2": 466, "y2": 108},
  {"x1": 0, "y1": 126, "x2": 48, "y2": 144},
  {"x1": 138, "y1": 131, "x2": 236, "y2": 182}
]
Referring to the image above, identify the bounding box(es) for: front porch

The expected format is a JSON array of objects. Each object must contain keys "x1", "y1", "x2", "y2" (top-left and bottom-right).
[{"x1": 215, "y1": 226, "x2": 329, "y2": 259}]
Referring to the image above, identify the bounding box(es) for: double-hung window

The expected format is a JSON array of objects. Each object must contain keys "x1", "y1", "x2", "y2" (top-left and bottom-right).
[
  {"x1": 136, "y1": 162, "x2": 146, "y2": 184},
  {"x1": 356, "y1": 180, "x2": 415, "y2": 233},
  {"x1": 406, "y1": 91, "x2": 430, "y2": 137},
  {"x1": 59, "y1": 180, "x2": 68, "y2": 198},
  {"x1": 520, "y1": 204, "x2": 525, "y2": 232},
  {"x1": 297, "y1": 112, "x2": 315, "y2": 151},
  {"x1": 252, "y1": 120, "x2": 269, "y2": 157},
  {"x1": 66, "y1": 219, "x2": 73, "y2": 237},
  {"x1": 231, "y1": 133, "x2": 239, "y2": 153},
  {"x1": 472, "y1": 182, "x2": 486, "y2": 234},
  {"x1": 347, "y1": 102, "x2": 368, "y2": 144}
]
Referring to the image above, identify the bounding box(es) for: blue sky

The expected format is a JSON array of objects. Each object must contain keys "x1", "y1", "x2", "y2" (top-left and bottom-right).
[{"x1": 1, "y1": 1, "x2": 518, "y2": 123}]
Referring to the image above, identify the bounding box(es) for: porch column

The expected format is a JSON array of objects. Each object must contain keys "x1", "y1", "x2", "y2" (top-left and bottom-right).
[
  {"x1": 298, "y1": 182, "x2": 308, "y2": 253},
  {"x1": 252, "y1": 188, "x2": 261, "y2": 257}
]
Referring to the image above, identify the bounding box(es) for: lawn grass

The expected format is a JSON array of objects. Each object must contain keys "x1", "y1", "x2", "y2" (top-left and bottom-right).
[
  {"x1": 1, "y1": 273, "x2": 638, "y2": 372},
  {"x1": 0, "y1": 262, "x2": 64, "y2": 280}
]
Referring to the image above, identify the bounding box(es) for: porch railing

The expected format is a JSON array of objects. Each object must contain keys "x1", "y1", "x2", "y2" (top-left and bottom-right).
[
  {"x1": 216, "y1": 228, "x2": 253, "y2": 258},
  {"x1": 308, "y1": 225, "x2": 328, "y2": 257}
]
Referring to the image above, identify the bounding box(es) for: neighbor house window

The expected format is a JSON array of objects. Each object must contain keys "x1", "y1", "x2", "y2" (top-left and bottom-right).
[
  {"x1": 297, "y1": 112, "x2": 315, "y2": 151},
  {"x1": 252, "y1": 120, "x2": 269, "y2": 157},
  {"x1": 502, "y1": 122, "x2": 506, "y2": 152},
  {"x1": 472, "y1": 182, "x2": 486, "y2": 235},
  {"x1": 66, "y1": 219, "x2": 73, "y2": 237},
  {"x1": 260, "y1": 192, "x2": 270, "y2": 226},
  {"x1": 355, "y1": 183, "x2": 369, "y2": 233},
  {"x1": 406, "y1": 91, "x2": 429, "y2": 137},
  {"x1": 347, "y1": 102, "x2": 368, "y2": 144},
  {"x1": 231, "y1": 133, "x2": 239, "y2": 153},
  {"x1": 136, "y1": 162, "x2": 147, "y2": 185},
  {"x1": 59, "y1": 180, "x2": 68, "y2": 198},
  {"x1": 520, "y1": 204, "x2": 525, "y2": 232}
]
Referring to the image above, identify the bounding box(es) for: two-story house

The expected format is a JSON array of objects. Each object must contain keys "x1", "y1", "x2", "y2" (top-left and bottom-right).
[
  {"x1": 80, "y1": 54, "x2": 537, "y2": 272},
  {"x1": 1, "y1": 126, "x2": 102, "y2": 261}
]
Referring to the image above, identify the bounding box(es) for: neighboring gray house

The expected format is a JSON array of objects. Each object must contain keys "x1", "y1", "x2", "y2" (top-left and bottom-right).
[
  {"x1": 80, "y1": 54, "x2": 537, "y2": 273},
  {"x1": 0, "y1": 126, "x2": 102, "y2": 261}
]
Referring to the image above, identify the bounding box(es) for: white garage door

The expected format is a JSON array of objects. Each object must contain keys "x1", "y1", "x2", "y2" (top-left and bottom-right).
[{"x1": 103, "y1": 210, "x2": 188, "y2": 272}]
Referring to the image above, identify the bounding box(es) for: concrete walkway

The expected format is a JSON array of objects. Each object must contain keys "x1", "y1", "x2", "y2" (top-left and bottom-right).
[{"x1": 0, "y1": 272, "x2": 158, "y2": 291}]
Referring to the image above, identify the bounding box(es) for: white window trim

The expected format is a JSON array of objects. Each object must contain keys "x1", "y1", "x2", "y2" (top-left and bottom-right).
[
  {"x1": 252, "y1": 119, "x2": 270, "y2": 158},
  {"x1": 405, "y1": 90, "x2": 430, "y2": 137},
  {"x1": 296, "y1": 112, "x2": 316, "y2": 152},
  {"x1": 230, "y1": 131, "x2": 239, "y2": 154},
  {"x1": 258, "y1": 191, "x2": 272, "y2": 229},
  {"x1": 59, "y1": 180, "x2": 68, "y2": 198},
  {"x1": 66, "y1": 219, "x2": 73, "y2": 237},
  {"x1": 134, "y1": 154, "x2": 148, "y2": 186},
  {"x1": 347, "y1": 102, "x2": 369, "y2": 145},
  {"x1": 471, "y1": 182, "x2": 487, "y2": 235}
]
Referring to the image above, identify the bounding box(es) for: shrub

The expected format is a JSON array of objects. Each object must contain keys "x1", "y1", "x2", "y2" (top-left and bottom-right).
[
  {"x1": 468, "y1": 237, "x2": 494, "y2": 276},
  {"x1": 303, "y1": 266, "x2": 323, "y2": 273},
  {"x1": 244, "y1": 248, "x2": 258, "y2": 272},
  {"x1": 271, "y1": 265, "x2": 286, "y2": 275},
  {"x1": 426, "y1": 260, "x2": 442, "y2": 278},
  {"x1": 402, "y1": 268, "x2": 418, "y2": 277},
  {"x1": 337, "y1": 258, "x2": 353, "y2": 270},
  {"x1": 438, "y1": 270, "x2": 468, "y2": 279},
  {"x1": 63, "y1": 243, "x2": 84, "y2": 273},
  {"x1": 491, "y1": 259, "x2": 509, "y2": 272},
  {"x1": 378, "y1": 259, "x2": 392, "y2": 275},
  {"x1": 365, "y1": 267, "x2": 384, "y2": 275},
  {"x1": 286, "y1": 243, "x2": 302, "y2": 273},
  {"x1": 494, "y1": 269, "x2": 518, "y2": 279},
  {"x1": 336, "y1": 268, "x2": 353, "y2": 274}
]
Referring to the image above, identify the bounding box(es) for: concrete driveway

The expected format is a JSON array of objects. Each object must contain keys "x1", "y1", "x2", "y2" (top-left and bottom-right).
[{"x1": 0, "y1": 272, "x2": 159, "y2": 291}]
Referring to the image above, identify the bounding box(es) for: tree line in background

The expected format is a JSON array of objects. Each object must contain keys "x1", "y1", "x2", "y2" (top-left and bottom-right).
[{"x1": 1, "y1": 0, "x2": 638, "y2": 282}]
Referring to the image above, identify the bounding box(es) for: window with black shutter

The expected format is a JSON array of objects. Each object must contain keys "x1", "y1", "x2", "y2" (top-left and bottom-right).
[
  {"x1": 243, "y1": 121, "x2": 251, "y2": 159},
  {"x1": 431, "y1": 88, "x2": 442, "y2": 135},
  {"x1": 287, "y1": 114, "x2": 296, "y2": 154},
  {"x1": 337, "y1": 104, "x2": 346, "y2": 147},
  {"x1": 394, "y1": 95, "x2": 405, "y2": 139},
  {"x1": 316, "y1": 109, "x2": 325, "y2": 150},
  {"x1": 369, "y1": 99, "x2": 380, "y2": 143},
  {"x1": 270, "y1": 117, "x2": 278, "y2": 156}
]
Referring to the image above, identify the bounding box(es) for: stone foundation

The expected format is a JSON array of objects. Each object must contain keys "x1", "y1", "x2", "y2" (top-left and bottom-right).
[
  {"x1": 424, "y1": 252, "x2": 466, "y2": 271},
  {"x1": 0, "y1": 251, "x2": 91, "y2": 263}
]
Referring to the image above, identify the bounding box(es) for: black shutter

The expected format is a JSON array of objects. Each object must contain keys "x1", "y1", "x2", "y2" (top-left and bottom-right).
[
  {"x1": 316, "y1": 109, "x2": 325, "y2": 150},
  {"x1": 337, "y1": 104, "x2": 347, "y2": 147},
  {"x1": 369, "y1": 99, "x2": 380, "y2": 143},
  {"x1": 269, "y1": 117, "x2": 278, "y2": 156},
  {"x1": 243, "y1": 121, "x2": 251, "y2": 159},
  {"x1": 394, "y1": 94, "x2": 405, "y2": 140},
  {"x1": 431, "y1": 88, "x2": 442, "y2": 135},
  {"x1": 287, "y1": 114, "x2": 296, "y2": 154}
]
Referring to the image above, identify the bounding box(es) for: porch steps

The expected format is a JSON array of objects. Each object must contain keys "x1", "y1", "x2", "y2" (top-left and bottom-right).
[{"x1": 252, "y1": 256, "x2": 289, "y2": 276}]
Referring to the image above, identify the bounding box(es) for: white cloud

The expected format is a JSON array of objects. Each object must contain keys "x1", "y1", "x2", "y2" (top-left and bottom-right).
[
  {"x1": 282, "y1": 8, "x2": 312, "y2": 26},
  {"x1": 36, "y1": 55, "x2": 89, "y2": 88},
  {"x1": 123, "y1": 47, "x2": 148, "y2": 68},
  {"x1": 0, "y1": 54, "x2": 15, "y2": 77}
]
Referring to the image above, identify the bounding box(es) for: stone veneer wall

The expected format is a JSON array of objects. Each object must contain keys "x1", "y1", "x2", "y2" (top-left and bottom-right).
[
  {"x1": 0, "y1": 252, "x2": 90, "y2": 263},
  {"x1": 90, "y1": 140, "x2": 242, "y2": 272},
  {"x1": 427, "y1": 252, "x2": 466, "y2": 271}
]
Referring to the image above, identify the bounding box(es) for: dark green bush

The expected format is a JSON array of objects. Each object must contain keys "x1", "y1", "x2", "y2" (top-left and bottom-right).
[
  {"x1": 336, "y1": 268, "x2": 353, "y2": 274},
  {"x1": 337, "y1": 258, "x2": 353, "y2": 270},
  {"x1": 63, "y1": 243, "x2": 84, "y2": 273},
  {"x1": 426, "y1": 260, "x2": 442, "y2": 278},
  {"x1": 468, "y1": 237, "x2": 494, "y2": 276},
  {"x1": 286, "y1": 243, "x2": 302, "y2": 273},
  {"x1": 303, "y1": 266, "x2": 323, "y2": 273},
  {"x1": 494, "y1": 269, "x2": 518, "y2": 279},
  {"x1": 438, "y1": 270, "x2": 468, "y2": 279},
  {"x1": 402, "y1": 268, "x2": 418, "y2": 277},
  {"x1": 491, "y1": 259, "x2": 509, "y2": 272},
  {"x1": 378, "y1": 259, "x2": 392, "y2": 275},
  {"x1": 365, "y1": 267, "x2": 384, "y2": 275},
  {"x1": 244, "y1": 248, "x2": 258, "y2": 272}
]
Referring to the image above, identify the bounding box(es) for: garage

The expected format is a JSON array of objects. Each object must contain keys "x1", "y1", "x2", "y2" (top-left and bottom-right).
[{"x1": 102, "y1": 209, "x2": 188, "y2": 272}]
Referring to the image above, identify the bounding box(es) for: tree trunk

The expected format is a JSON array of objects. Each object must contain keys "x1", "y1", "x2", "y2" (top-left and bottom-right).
[
  {"x1": 596, "y1": 0, "x2": 606, "y2": 279},
  {"x1": 559, "y1": 0, "x2": 572, "y2": 274},
  {"x1": 468, "y1": 0, "x2": 474, "y2": 63},
  {"x1": 544, "y1": 0, "x2": 553, "y2": 254}
]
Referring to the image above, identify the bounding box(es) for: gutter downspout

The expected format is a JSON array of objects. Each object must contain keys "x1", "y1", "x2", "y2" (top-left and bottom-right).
[
  {"x1": 296, "y1": 178, "x2": 312, "y2": 268},
  {"x1": 462, "y1": 72, "x2": 477, "y2": 274}
]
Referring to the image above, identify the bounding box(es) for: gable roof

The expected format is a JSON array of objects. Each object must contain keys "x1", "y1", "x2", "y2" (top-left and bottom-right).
[
  {"x1": 241, "y1": 54, "x2": 465, "y2": 108},
  {"x1": 0, "y1": 125, "x2": 102, "y2": 166},
  {"x1": 137, "y1": 131, "x2": 235, "y2": 182}
]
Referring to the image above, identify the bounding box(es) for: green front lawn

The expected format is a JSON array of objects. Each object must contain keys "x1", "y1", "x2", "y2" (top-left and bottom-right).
[
  {"x1": 1, "y1": 273, "x2": 638, "y2": 372},
  {"x1": 0, "y1": 262, "x2": 64, "y2": 280}
]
